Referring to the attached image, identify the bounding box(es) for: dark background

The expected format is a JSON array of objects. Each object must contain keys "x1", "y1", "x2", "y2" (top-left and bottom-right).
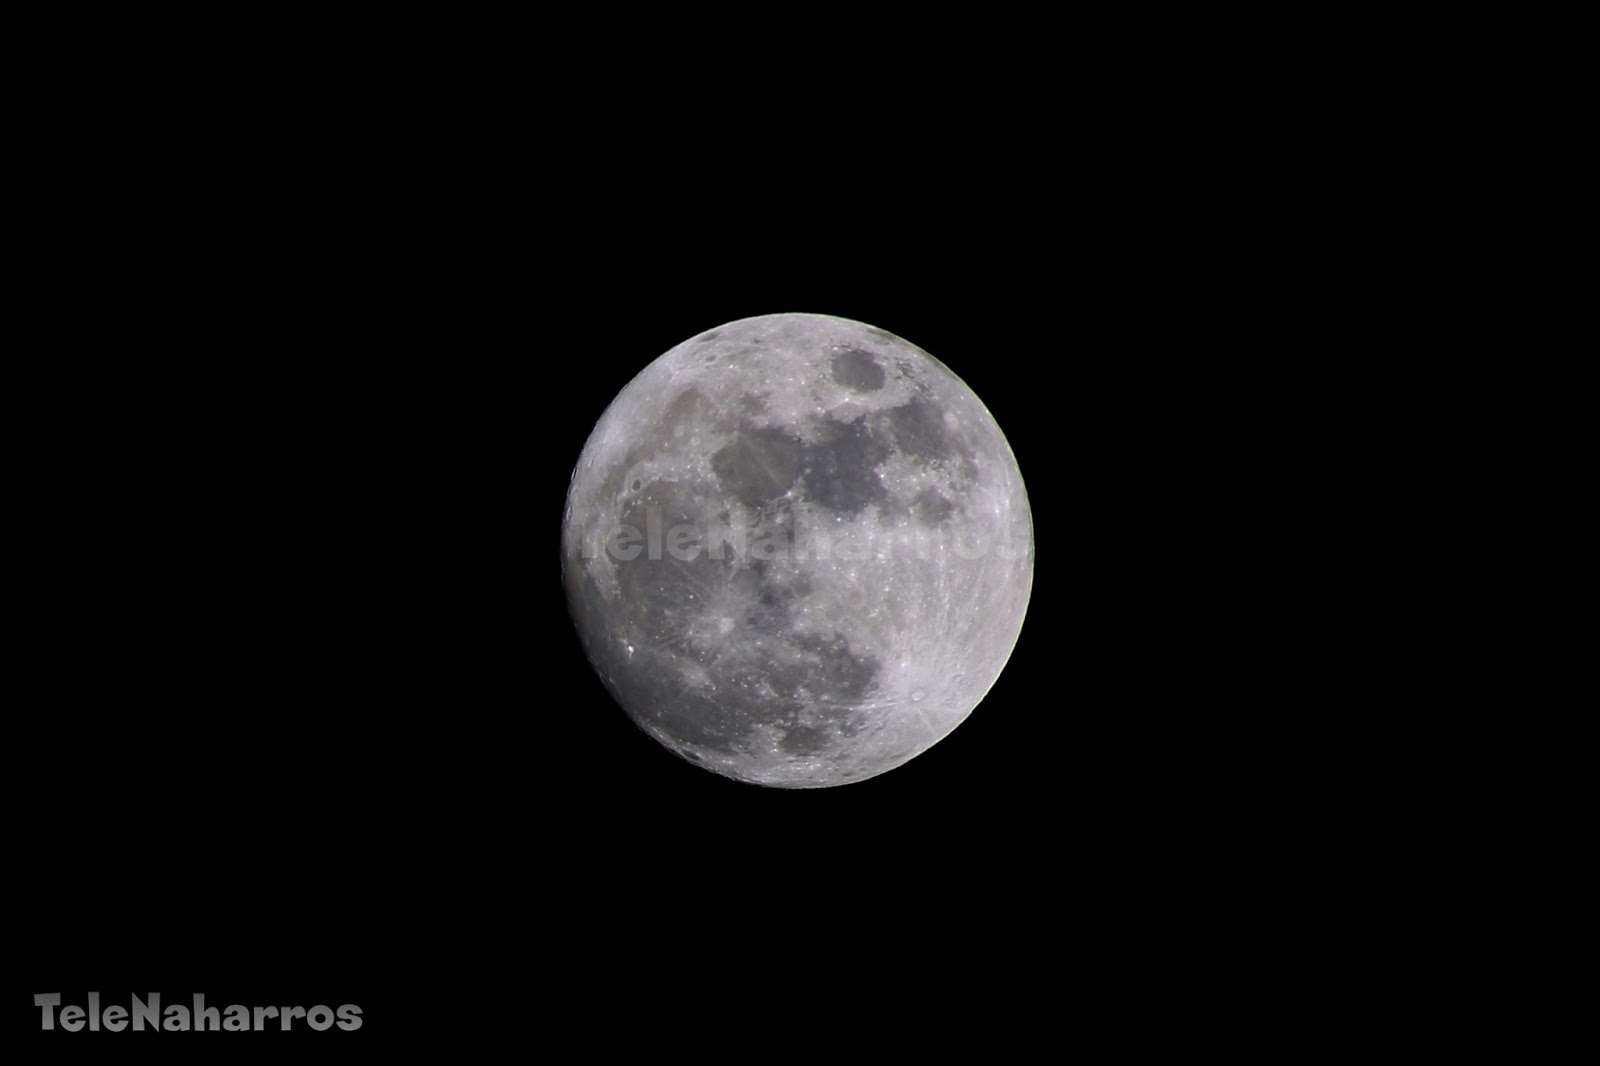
[
  {"x1": 12, "y1": 169, "x2": 1065, "y2": 1053},
  {"x1": 20, "y1": 8, "x2": 1441, "y2": 1058}
]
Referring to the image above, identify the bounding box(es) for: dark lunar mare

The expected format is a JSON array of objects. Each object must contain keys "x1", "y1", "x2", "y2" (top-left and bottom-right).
[
  {"x1": 563, "y1": 313, "x2": 1030, "y2": 786},
  {"x1": 593, "y1": 458, "x2": 884, "y2": 758},
  {"x1": 796, "y1": 417, "x2": 892, "y2": 518},
  {"x1": 577, "y1": 392, "x2": 980, "y2": 758}
]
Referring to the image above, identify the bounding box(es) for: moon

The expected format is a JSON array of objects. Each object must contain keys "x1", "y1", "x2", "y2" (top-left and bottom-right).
[{"x1": 562, "y1": 313, "x2": 1032, "y2": 787}]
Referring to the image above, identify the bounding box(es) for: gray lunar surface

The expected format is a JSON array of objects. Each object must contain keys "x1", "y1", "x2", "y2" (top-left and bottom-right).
[{"x1": 562, "y1": 313, "x2": 1032, "y2": 787}]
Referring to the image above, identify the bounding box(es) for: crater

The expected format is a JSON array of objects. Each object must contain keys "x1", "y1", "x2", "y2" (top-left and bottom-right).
[{"x1": 831, "y1": 348, "x2": 886, "y2": 392}]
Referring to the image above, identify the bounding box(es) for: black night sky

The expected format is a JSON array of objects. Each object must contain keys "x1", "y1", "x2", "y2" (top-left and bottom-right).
[{"x1": 12, "y1": 74, "x2": 1071, "y2": 1053}]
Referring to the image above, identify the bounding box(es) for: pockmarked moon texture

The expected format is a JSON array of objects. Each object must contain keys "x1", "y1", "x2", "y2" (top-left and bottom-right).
[{"x1": 561, "y1": 313, "x2": 1033, "y2": 787}]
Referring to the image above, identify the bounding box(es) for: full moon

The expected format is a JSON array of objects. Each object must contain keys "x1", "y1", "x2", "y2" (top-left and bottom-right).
[{"x1": 562, "y1": 313, "x2": 1032, "y2": 787}]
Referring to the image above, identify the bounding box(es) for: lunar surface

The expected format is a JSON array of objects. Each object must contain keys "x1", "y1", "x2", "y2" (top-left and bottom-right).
[{"x1": 562, "y1": 313, "x2": 1032, "y2": 787}]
